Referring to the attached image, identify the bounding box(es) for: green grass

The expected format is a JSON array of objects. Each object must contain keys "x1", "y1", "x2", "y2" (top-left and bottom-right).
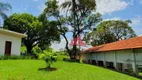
[
  {"x1": 139, "y1": 72, "x2": 142, "y2": 76},
  {"x1": 0, "y1": 60, "x2": 139, "y2": 80}
]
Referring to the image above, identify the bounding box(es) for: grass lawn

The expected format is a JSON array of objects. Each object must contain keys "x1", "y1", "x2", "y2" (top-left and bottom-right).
[
  {"x1": 139, "y1": 72, "x2": 142, "y2": 76},
  {"x1": 0, "y1": 60, "x2": 139, "y2": 80}
]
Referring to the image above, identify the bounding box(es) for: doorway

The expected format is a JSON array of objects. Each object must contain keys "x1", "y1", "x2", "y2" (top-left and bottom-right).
[
  {"x1": 92, "y1": 60, "x2": 97, "y2": 65},
  {"x1": 4, "y1": 41, "x2": 12, "y2": 56},
  {"x1": 117, "y1": 63, "x2": 123, "y2": 71},
  {"x1": 106, "y1": 62, "x2": 114, "y2": 69},
  {"x1": 98, "y1": 61, "x2": 104, "y2": 66}
]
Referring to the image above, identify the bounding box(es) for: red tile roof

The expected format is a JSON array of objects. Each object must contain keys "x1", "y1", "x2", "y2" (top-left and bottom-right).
[{"x1": 84, "y1": 36, "x2": 142, "y2": 53}]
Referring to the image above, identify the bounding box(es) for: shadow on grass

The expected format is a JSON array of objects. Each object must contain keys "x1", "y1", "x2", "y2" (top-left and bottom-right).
[
  {"x1": 86, "y1": 63, "x2": 142, "y2": 79},
  {"x1": 63, "y1": 58, "x2": 80, "y2": 63},
  {"x1": 110, "y1": 68, "x2": 142, "y2": 79},
  {"x1": 38, "y1": 67, "x2": 58, "y2": 71}
]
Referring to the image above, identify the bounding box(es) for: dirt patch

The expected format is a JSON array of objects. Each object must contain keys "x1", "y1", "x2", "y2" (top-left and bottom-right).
[{"x1": 38, "y1": 67, "x2": 58, "y2": 71}]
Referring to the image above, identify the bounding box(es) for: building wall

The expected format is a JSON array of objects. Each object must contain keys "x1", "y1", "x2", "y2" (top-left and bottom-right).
[
  {"x1": 91, "y1": 53, "x2": 97, "y2": 60},
  {"x1": 96, "y1": 52, "x2": 104, "y2": 61},
  {"x1": 135, "y1": 49, "x2": 142, "y2": 65},
  {"x1": 105, "y1": 51, "x2": 115, "y2": 62},
  {"x1": 0, "y1": 33, "x2": 22, "y2": 56},
  {"x1": 116, "y1": 50, "x2": 133, "y2": 64},
  {"x1": 82, "y1": 49, "x2": 142, "y2": 65}
]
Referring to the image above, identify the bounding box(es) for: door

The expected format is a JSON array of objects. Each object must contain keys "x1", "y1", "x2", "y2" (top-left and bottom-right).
[
  {"x1": 92, "y1": 60, "x2": 97, "y2": 65},
  {"x1": 98, "y1": 61, "x2": 104, "y2": 66},
  {"x1": 4, "y1": 41, "x2": 12, "y2": 56},
  {"x1": 118, "y1": 63, "x2": 123, "y2": 71},
  {"x1": 106, "y1": 62, "x2": 114, "y2": 69}
]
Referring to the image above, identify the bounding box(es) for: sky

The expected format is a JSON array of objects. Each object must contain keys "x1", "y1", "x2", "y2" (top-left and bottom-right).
[{"x1": 1, "y1": 0, "x2": 142, "y2": 50}]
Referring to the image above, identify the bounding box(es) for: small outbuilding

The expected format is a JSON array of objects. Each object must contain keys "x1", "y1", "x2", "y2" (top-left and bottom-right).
[
  {"x1": 82, "y1": 36, "x2": 142, "y2": 75},
  {"x1": 0, "y1": 29, "x2": 26, "y2": 56}
]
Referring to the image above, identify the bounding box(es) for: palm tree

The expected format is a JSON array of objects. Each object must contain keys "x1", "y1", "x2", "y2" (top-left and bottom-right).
[
  {"x1": 0, "y1": 2, "x2": 12, "y2": 25},
  {"x1": 61, "y1": 0, "x2": 96, "y2": 13}
]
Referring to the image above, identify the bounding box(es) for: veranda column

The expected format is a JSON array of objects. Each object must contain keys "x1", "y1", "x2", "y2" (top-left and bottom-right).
[
  {"x1": 103, "y1": 52, "x2": 107, "y2": 67},
  {"x1": 132, "y1": 49, "x2": 138, "y2": 75},
  {"x1": 90, "y1": 53, "x2": 92, "y2": 64},
  {"x1": 96, "y1": 53, "x2": 98, "y2": 65},
  {"x1": 114, "y1": 51, "x2": 118, "y2": 70}
]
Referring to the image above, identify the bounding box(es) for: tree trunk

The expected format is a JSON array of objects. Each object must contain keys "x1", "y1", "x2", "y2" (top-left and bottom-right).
[
  {"x1": 72, "y1": 45, "x2": 77, "y2": 59},
  {"x1": 27, "y1": 47, "x2": 32, "y2": 55},
  {"x1": 66, "y1": 46, "x2": 72, "y2": 59},
  {"x1": 72, "y1": 0, "x2": 78, "y2": 60},
  {"x1": 72, "y1": 35, "x2": 77, "y2": 59},
  {"x1": 25, "y1": 43, "x2": 33, "y2": 55},
  {"x1": 47, "y1": 64, "x2": 51, "y2": 68},
  {"x1": 62, "y1": 34, "x2": 72, "y2": 59}
]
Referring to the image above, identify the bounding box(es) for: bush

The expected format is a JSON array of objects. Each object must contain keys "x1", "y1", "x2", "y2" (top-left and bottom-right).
[
  {"x1": 21, "y1": 45, "x2": 27, "y2": 54},
  {"x1": 32, "y1": 46, "x2": 42, "y2": 55},
  {"x1": 38, "y1": 48, "x2": 57, "y2": 68},
  {"x1": 55, "y1": 51, "x2": 70, "y2": 61},
  {"x1": 0, "y1": 55, "x2": 32, "y2": 60}
]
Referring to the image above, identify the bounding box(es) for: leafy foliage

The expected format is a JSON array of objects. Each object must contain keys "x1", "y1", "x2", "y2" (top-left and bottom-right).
[
  {"x1": 38, "y1": 48, "x2": 57, "y2": 68},
  {"x1": 4, "y1": 13, "x2": 60, "y2": 54},
  {"x1": 86, "y1": 20, "x2": 136, "y2": 46},
  {"x1": 32, "y1": 46, "x2": 42, "y2": 55},
  {"x1": 0, "y1": 55, "x2": 32, "y2": 60},
  {"x1": 21, "y1": 45, "x2": 27, "y2": 54},
  {"x1": 43, "y1": 0, "x2": 102, "y2": 59}
]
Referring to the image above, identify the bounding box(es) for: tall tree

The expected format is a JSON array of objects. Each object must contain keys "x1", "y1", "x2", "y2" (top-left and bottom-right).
[
  {"x1": 43, "y1": 0, "x2": 72, "y2": 58},
  {"x1": 61, "y1": 0, "x2": 102, "y2": 58},
  {"x1": 4, "y1": 13, "x2": 60, "y2": 55},
  {"x1": 0, "y1": 2, "x2": 12, "y2": 24},
  {"x1": 86, "y1": 20, "x2": 136, "y2": 46},
  {"x1": 43, "y1": 0, "x2": 102, "y2": 59}
]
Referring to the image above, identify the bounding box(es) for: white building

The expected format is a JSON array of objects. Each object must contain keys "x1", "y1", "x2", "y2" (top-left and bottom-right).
[
  {"x1": 82, "y1": 36, "x2": 142, "y2": 75},
  {"x1": 0, "y1": 29, "x2": 26, "y2": 56}
]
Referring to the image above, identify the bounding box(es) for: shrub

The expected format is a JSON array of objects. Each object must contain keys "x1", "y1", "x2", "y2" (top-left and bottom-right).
[
  {"x1": 21, "y1": 45, "x2": 27, "y2": 54},
  {"x1": 38, "y1": 48, "x2": 57, "y2": 68},
  {"x1": 0, "y1": 55, "x2": 32, "y2": 60},
  {"x1": 32, "y1": 46, "x2": 42, "y2": 55},
  {"x1": 55, "y1": 51, "x2": 70, "y2": 61}
]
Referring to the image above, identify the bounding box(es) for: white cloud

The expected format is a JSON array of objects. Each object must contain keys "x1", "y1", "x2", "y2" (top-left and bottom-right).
[
  {"x1": 51, "y1": 37, "x2": 92, "y2": 51},
  {"x1": 96, "y1": 0, "x2": 128, "y2": 15},
  {"x1": 104, "y1": 16, "x2": 141, "y2": 27},
  {"x1": 104, "y1": 16, "x2": 142, "y2": 36},
  {"x1": 51, "y1": 38, "x2": 71, "y2": 51},
  {"x1": 57, "y1": 0, "x2": 129, "y2": 15}
]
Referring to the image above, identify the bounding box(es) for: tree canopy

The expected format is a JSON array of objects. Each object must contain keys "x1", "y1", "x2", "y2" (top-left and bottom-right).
[
  {"x1": 86, "y1": 20, "x2": 136, "y2": 46},
  {"x1": 4, "y1": 13, "x2": 60, "y2": 55},
  {"x1": 43, "y1": 0, "x2": 102, "y2": 59}
]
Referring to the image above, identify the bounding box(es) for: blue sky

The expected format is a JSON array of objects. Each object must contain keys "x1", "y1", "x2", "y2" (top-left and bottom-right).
[
  {"x1": 1, "y1": 0, "x2": 46, "y2": 16},
  {"x1": 1, "y1": 0, "x2": 142, "y2": 50}
]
